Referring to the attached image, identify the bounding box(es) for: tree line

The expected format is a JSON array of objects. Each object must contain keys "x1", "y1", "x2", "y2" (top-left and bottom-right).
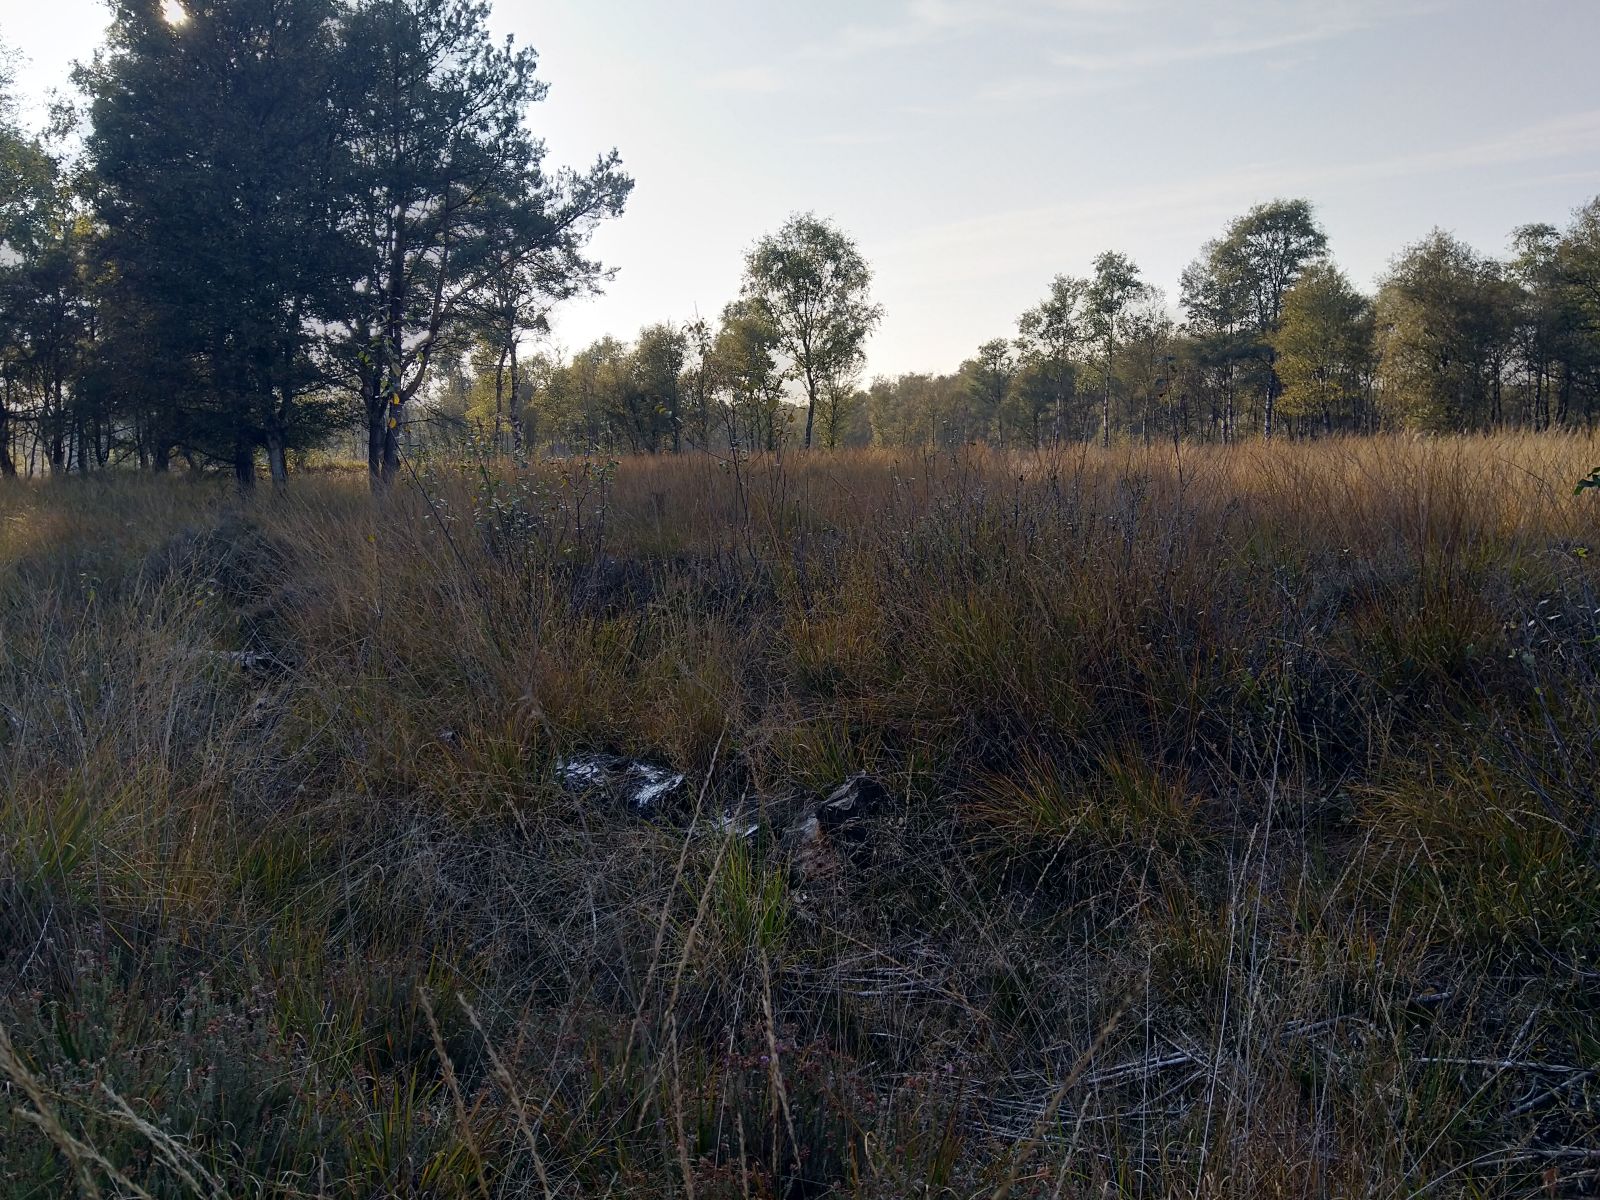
[
  {"x1": 421, "y1": 211, "x2": 884, "y2": 457},
  {"x1": 478, "y1": 197, "x2": 1600, "y2": 458},
  {"x1": 0, "y1": 0, "x2": 629, "y2": 488},
  {"x1": 4, "y1": 3, "x2": 1600, "y2": 479}
]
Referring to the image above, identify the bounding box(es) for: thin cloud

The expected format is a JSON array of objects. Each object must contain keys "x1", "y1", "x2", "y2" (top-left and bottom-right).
[
  {"x1": 1483, "y1": 169, "x2": 1600, "y2": 195},
  {"x1": 799, "y1": 0, "x2": 1102, "y2": 61},
  {"x1": 877, "y1": 110, "x2": 1600, "y2": 272},
  {"x1": 1377, "y1": 110, "x2": 1600, "y2": 177},
  {"x1": 1050, "y1": 21, "x2": 1365, "y2": 73},
  {"x1": 796, "y1": 0, "x2": 1419, "y2": 110},
  {"x1": 805, "y1": 0, "x2": 1389, "y2": 62}
]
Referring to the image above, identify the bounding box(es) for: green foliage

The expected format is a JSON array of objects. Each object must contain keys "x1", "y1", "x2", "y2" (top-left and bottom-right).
[
  {"x1": 1016, "y1": 273, "x2": 1087, "y2": 444},
  {"x1": 1375, "y1": 229, "x2": 1519, "y2": 430},
  {"x1": 1273, "y1": 262, "x2": 1376, "y2": 429},
  {"x1": 711, "y1": 298, "x2": 790, "y2": 452},
  {"x1": 960, "y1": 337, "x2": 1017, "y2": 445},
  {"x1": 1210, "y1": 198, "x2": 1329, "y2": 335},
  {"x1": 332, "y1": 0, "x2": 630, "y2": 488},
  {"x1": 0, "y1": 67, "x2": 82, "y2": 478},
  {"x1": 0, "y1": 0, "x2": 629, "y2": 488},
  {"x1": 1086, "y1": 250, "x2": 1152, "y2": 446},
  {"x1": 741, "y1": 211, "x2": 882, "y2": 450},
  {"x1": 81, "y1": 0, "x2": 359, "y2": 484},
  {"x1": 1183, "y1": 198, "x2": 1329, "y2": 439},
  {"x1": 866, "y1": 370, "x2": 966, "y2": 448}
]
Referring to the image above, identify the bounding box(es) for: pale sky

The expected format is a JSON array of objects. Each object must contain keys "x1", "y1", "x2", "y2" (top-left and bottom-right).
[{"x1": 5, "y1": 0, "x2": 1600, "y2": 377}]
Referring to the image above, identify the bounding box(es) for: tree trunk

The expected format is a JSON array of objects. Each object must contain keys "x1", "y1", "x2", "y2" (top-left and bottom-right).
[
  {"x1": 492, "y1": 337, "x2": 508, "y2": 452},
  {"x1": 803, "y1": 370, "x2": 817, "y2": 450},
  {"x1": 234, "y1": 440, "x2": 256, "y2": 492},
  {"x1": 697, "y1": 373, "x2": 710, "y2": 452},
  {"x1": 1101, "y1": 354, "x2": 1112, "y2": 449},
  {"x1": 367, "y1": 380, "x2": 389, "y2": 493},
  {"x1": 381, "y1": 392, "x2": 404, "y2": 487},
  {"x1": 379, "y1": 215, "x2": 410, "y2": 490},
  {"x1": 368, "y1": 410, "x2": 384, "y2": 487},
  {"x1": 0, "y1": 375, "x2": 14, "y2": 478},
  {"x1": 508, "y1": 335, "x2": 524, "y2": 456},
  {"x1": 266, "y1": 428, "x2": 289, "y2": 489}
]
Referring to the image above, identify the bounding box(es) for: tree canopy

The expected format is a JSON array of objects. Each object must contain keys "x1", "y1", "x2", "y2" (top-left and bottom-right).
[
  {"x1": 0, "y1": 0, "x2": 629, "y2": 487},
  {"x1": 741, "y1": 212, "x2": 881, "y2": 451}
]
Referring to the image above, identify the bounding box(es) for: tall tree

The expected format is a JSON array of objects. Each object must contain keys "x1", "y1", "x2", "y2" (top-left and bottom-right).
[
  {"x1": 816, "y1": 370, "x2": 868, "y2": 449},
  {"x1": 1016, "y1": 274, "x2": 1086, "y2": 446},
  {"x1": 741, "y1": 212, "x2": 881, "y2": 450},
  {"x1": 1508, "y1": 224, "x2": 1564, "y2": 429},
  {"x1": 468, "y1": 174, "x2": 627, "y2": 458},
  {"x1": 711, "y1": 299, "x2": 787, "y2": 453},
  {"x1": 1562, "y1": 199, "x2": 1600, "y2": 335},
  {"x1": 335, "y1": 0, "x2": 629, "y2": 489},
  {"x1": 1198, "y1": 199, "x2": 1328, "y2": 439},
  {"x1": 1272, "y1": 263, "x2": 1375, "y2": 434},
  {"x1": 1180, "y1": 247, "x2": 1252, "y2": 443},
  {"x1": 0, "y1": 52, "x2": 61, "y2": 476},
  {"x1": 9, "y1": 198, "x2": 96, "y2": 474},
  {"x1": 631, "y1": 322, "x2": 686, "y2": 453},
  {"x1": 680, "y1": 316, "x2": 714, "y2": 450},
  {"x1": 963, "y1": 338, "x2": 1016, "y2": 446},
  {"x1": 82, "y1": 0, "x2": 358, "y2": 488},
  {"x1": 1375, "y1": 230, "x2": 1516, "y2": 430},
  {"x1": 565, "y1": 335, "x2": 632, "y2": 453},
  {"x1": 1085, "y1": 251, "x2": 1150, "y2": 448},
  {"x1": 1117, "y1": 299, "x2": 1176, "y2": 446},
  {"x1": 1555, "y1": 199, "x2": 1600, "y2": 427}
]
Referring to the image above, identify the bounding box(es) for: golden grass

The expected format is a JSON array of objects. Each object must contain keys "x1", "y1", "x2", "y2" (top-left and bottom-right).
[{"x1": 1, "y1": 433, "x2": 1598, "y2": 1197}]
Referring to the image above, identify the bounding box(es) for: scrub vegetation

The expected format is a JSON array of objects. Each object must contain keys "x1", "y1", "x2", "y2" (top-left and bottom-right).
[{"x1": 3, "y1": 434, "x2": 1598, "y2": 1197}]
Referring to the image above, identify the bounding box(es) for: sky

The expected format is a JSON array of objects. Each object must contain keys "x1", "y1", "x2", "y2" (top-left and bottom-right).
[{"x1": 5, "y1": 0, "x2": 1600, "y2": 378}]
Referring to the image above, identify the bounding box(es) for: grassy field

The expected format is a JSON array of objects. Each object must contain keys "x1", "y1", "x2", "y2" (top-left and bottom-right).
[{"x1": 2, "y1": 435, "x2": 1598, "y2": 1198}]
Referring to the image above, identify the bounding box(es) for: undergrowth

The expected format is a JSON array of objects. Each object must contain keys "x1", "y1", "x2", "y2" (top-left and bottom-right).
[{"x1": 1, "y1": 435, "x2": 1597, "y2": 1197}]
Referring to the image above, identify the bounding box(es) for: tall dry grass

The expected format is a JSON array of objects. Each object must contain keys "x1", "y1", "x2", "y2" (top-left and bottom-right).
[{"x1": 1, "y1": 434, "x2": 1597, "y2": 1198}]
